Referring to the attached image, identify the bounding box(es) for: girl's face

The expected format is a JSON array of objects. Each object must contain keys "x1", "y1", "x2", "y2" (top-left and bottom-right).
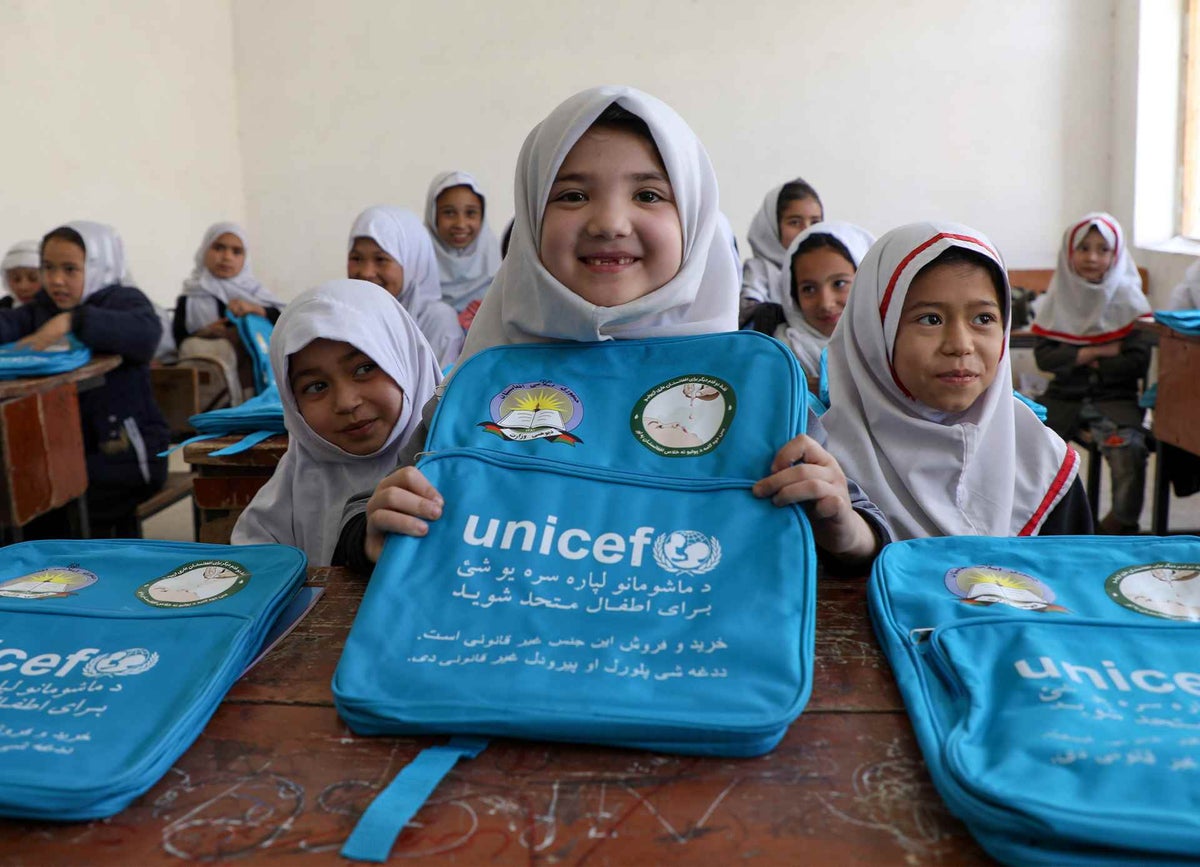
[
  {"x1": 288, "y1": 337, "x2": 404, "y2": 455},
  {"x1": 778, "y1": 196, "x2": 823, "y2": 249},
  {"x1": 892, "y1": 262, "x2": 1004, "y2": 414},
  {"x1": 348, "y1": 237, "x2": 405, "y2": 298},
  {"x1": 539, "y1": 125, "x2": 683, "y2": 307},
  {"x1": 5, "y1": 268, "x2": 41, "y2": 304},
  {"x1": 1070, "y1": 226, "x2": 1115, "y2": 283},
  {"x1": 40, "y1": 238, "x2": 86, "y2": 310},
  {"x1": 792, "y1": 247, "x2": 855, "y2": 336},
  {"x1": 435, "y1": 186, "x2": 484, "y2": 249},
  {"x1": 204, "y1": 232, "x2": 246, "y2": 279}
]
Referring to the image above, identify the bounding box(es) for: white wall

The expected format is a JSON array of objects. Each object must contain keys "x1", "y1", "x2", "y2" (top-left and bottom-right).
[
  {"x1": 0, "y1": 0, "x2": 245, "y2": 308},
  {"x1": 232, "y1": 0, "x2": 1120, "y2": 299}
]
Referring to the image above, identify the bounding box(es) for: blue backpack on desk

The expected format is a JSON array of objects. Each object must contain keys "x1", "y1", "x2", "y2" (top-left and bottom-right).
[
  {"x1": 0, "y1": 335, "x2": 91, "y2": 380},
  {"x1": 333, "y1": 331, "x2": 817, "y2": 860},
  {"x1": 870, "y1": 535, "x2": 1200, "y2": 866},
  {"x1": 0, "y1": 538, "x2": 306, "y2": 821}
]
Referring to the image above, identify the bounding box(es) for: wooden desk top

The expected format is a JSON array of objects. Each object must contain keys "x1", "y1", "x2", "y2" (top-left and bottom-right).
[
  {"x1": 0, "y1": 354, "x2": 121, "y2": 401},
  {"x1": 0, "y1": 569, "x2": 992, "y2": 865},
  {"x1": 184, "y1": 433, "x2": 289, "y2": 467}
]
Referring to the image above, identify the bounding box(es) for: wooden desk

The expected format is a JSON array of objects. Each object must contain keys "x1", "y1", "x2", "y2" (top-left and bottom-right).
[
  {"x1": 0, "y1": 355, "x2": 122, "y2": 538},
  {"x1": 1141, "y1": 319, "x2": 1200, "y2": 534},
  {"x1": 184, "y1": 434, "x2": 288, "y2": 544},
  {"x1": 0, "y1": 570, "x2": 991, "y2": 865}
]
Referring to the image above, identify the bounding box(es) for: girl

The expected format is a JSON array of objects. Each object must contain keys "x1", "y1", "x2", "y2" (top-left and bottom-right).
[
  {"x1": 232, "y1": 280, "x2": 441, "y2": 565},
  {"x1": 1, "y1": 240, "x2": 40, "y2": 308},
  {"x1": 0, "y1": 221, "x2": 168, "y2": 537},
  {"x1": 749, "y1": 221, "x2": 875, "y2": 391},
  {"x1": 1169, "y1": 258, "x2": 1200, "y2": 309},
  {"x1": 347, "y1": 205, "x2": 464, "y2": 368},
  {"x1": 822, "y1": 222, "x2": 1091, "y2": 540},
  {"x1": 424, "y1": 171, "x2": 501, "y2": 329},
  {"x1": 739, "y1": 178, "x2": 824, "y2": 325},
  {"x1": 1032, "y1": 212, "x2": 1152, "y2": 535},
  {"x1": 335, "y1": 85, "x2": 890, "y2": 574}
]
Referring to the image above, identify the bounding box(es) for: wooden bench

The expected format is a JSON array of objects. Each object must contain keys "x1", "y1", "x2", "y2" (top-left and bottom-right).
[{"x1": 134, "y1": 470, "x2": 198, "y2": 539}]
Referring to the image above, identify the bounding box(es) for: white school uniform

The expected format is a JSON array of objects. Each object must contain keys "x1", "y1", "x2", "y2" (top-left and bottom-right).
[
  {"x1": 180, "y1": 222, "x2": 284, "y2": 334},
  {"x1": 1030, "y1": 212, "x2": 1150, "y2": 344},
  {"x1": 1168, "y1": 258, "x2": 1200, "y2": 310},
  {"x1": 740, "y1": 181, "x2": 811, "y2": 305},
  {"x1": 458, "y1": 84, "x2": 738, "y2": 365},
  {"x1": 2, "y1": 240, "x2": 39, "y2": 304},
  {"x1": 424, "y1": 171, "x2": 501, "y2": 313},
  {"x1": 771, "y1": 221, "x2": 875, "y2": 378},
  {"x1": 822, "y1": 222, "x2": 1078, "y2": 540},
  {"x1": 231, "y1": 279, "x2": 442, "y2": 565},
  {"x1": 349, "y1": 206, "x2": 464, "y2": 368}
]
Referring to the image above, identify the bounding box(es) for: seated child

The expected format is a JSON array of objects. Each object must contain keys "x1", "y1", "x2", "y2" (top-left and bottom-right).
[
  {"x1": 232, "y1": 279, "x2": 441, "y2": 565},
  {"x1": 748, "y1": 221, "x2": 875, "y2": 392},
  {"x1": 739, "y1": 178, "x2": 824, "y2": 325},
  {"x1": 1032, "y1": 212, "x2": 1152, "y2": 535},
  {"x1": 347, "y1": 205, "x2": 464, "y2": 368},
  {"x1": 0, "y1": 221, "x2": 168, "y2": 537},
  {"x1": 1168, "y1": 258, "x2": 1200, "y2": 310},
  {"x1": 334, "y1": 85, "x2": 891, "y2": 574},
  {"x1": 424, "y1": 171, "x2": 501, "y2": 331},
  {"x1": 1, "y1": 240, "x2": 41, "y2": 308},
  {"x1": 822, "y1": 221, "x2": 1092, "y2": 540}
]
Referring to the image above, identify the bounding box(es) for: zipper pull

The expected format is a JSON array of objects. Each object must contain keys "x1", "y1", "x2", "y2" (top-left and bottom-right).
[{"x1": 908, "y1": 627, "x2": 935, "y2": 645}]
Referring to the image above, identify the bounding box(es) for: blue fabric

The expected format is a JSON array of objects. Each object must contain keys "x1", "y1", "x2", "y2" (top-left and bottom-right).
[
  {"x1": 0, "y1": 538, "x2": 306, "y2": 820},
  {"x1": 160, "y1": 382, "x2": 285, "y2": 457},
  {"x1": 228, "y1": 312, "x2": 275, "y2": 394},
  {"x1": 870, "y1": 535, "x2": 1200, "y2": 865},
  {"x1": 1013, "y1": 390, "x2": 1048, "y2": 422},
  {"x1": 817, "y1": 347, "x2": 830, "y2": 410},
  {"x1": 1154, "y1": 310, "x2": 1200, "y2": 335},
  {"x1": 0, "y1": 335, "x2": 91, "y2": 379}
]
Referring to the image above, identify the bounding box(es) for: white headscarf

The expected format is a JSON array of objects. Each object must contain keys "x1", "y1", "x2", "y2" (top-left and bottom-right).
[
  {"x1": 1031, "y1": 212, "x2": 1150, "y2": 344},
  {"x1": 1169, "y1": 258, "x2": 1200, "y2": 310},
  {"x1": 822, "y1": 222, "x2": 1078, "y2": 541},
  {"x1": 349, "y1": 205, "x2": 464, "y2": 367},
  {"x1": 2, "y1": 240, "x2": 39, "y2": 300},
  {"x1": 63, "y1": 221, "x2": 131, "y2": 300},
  {"x1": 771, "y1": 221, "x2": 875, "y2": 377},
  {"x1": 424, "y1": 171, "x2": 502, "y2": 312},
  {"x1": 181, "y1": 222, "x2": 283, "y2": 333},
  {"x1": 741, "y1": 179, "x2": 821, "y2": 304},
  {"x1": 457, "y1": 85, "x2": 738, "y2": 366},
  {"x1": 231, "y1": 279, "x2": 442, "y2": 565}
]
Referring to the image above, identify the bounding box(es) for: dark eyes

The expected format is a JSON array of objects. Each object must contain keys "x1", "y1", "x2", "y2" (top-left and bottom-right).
[
  {"x1": 354, "y1": 362, "x2": 377, "y2": 377},
  {"x1": 634, "y1": 190, "x2": 663, "y2": 204},
  {"x1": 300, "y1": 380, "x2": 327, "y2": 396}
]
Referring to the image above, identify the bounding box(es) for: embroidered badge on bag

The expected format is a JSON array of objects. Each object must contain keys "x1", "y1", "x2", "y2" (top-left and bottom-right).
[
  {"x1": 0, "y1": 566, "x2": 98, "y2": 599},
  {"x1": 1106, "y1": 563, "x2": 1200, "y2": 621},
  {"x1": 136, "y1": 560, "x2": 250, "y2": 608},
  {"x1": 630, "y1": 375, "x2": 735, "y2": 457},
  {"x1": 479, "y1": 380, "x2": 583, "y2": 445},
  {"x1": 945, "y1": 565, "x2": 1069, "y2": 613}
]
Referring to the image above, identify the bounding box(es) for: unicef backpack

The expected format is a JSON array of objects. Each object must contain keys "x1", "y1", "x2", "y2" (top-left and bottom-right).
[
  {"x1": 0, "y1": 335, "x2": 91, "y2": 379},
  {"x1": 0, "y1": 538, "x2": 306, "y2": 820},
  {"x1": 870, "y1": 535, "x2": 1200, "y2": 865},
  {"x1": 332, "y1": 331, "x2": 817, "y2": 861}
]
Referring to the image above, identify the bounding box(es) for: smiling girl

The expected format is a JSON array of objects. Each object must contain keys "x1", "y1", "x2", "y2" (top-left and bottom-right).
[
  {"x1": 739, "y1": 178, "x2": 824, "y2": 325},
  {"x1": 424, "y1": 171, "x2": 501, "y2": 327}
]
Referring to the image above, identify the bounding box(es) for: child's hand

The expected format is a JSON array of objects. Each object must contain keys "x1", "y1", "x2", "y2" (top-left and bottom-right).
[
  {"x1": 752, "y1": 434, "x2": 879, "y2": 563},
  {"x1": 364, "y1": 466, "x2": 445, "y2": 562},
  {"x1": 196, "y1": 319, "x2": 234, "y2": 339},
  {"x1": 17, "y1": 313, "x2": 72, "y2": 351},
  {"x1": 227, "y1": 298, "x2": 267, "y2": 318}
]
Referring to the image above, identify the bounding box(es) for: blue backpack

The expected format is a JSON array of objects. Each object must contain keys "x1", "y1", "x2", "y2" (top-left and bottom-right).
[
  {"x1": 333, "y1": 331, "x2": 817, "y2": 860},
  {"x1": 870, "y1": 534, "x2": 1200, "y2": 865},
  {"x1": 1155, "y1": 310, "x2": 1200, "y2": 335},
  {"x1": 229, "y1": 312, "x2": 274, "y2": 396},
  {"x1": 0, "y1": 335, "x2": 91, "y2": 379},
  {"x1": 0, "y1": 538, "x2": 306, "y2": 820}
]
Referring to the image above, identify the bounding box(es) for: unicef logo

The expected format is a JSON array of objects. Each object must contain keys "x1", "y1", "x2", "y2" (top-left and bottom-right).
[
  {"x1": 82, "y1": 648, "x2": 159, "y2": 678},
  {"x1": 652, "y1": 530, "x2": 722, "y2": 575}
]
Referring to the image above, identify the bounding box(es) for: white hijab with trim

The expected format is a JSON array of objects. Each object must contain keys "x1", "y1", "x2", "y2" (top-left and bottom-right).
[
  {"x1": 1031, "y1": 212, "x2": 1150, "y2": 344},
  {"x1": 457, "y1": 85, "x2": 738, "y2": 365},
  {"x1": 424, "y1": 171, "x2": 502, "y2": 312},
  {"x1": 771, "y1": 221, "x2": 875, "y2": 377},
  {"x1": 231, "y1": 279, "x2": 442, "y2": 565},
  {"x1": 181, "y1": 222, "x2": 283, "y2": 331},
  {"x1": 823, "y1": 222, "x2": 1077, "y2": 541},
  {"x1": 2, "y1": 240, "x2": 39, "y2": 301},
  {"x1": 1169, "y1": 258, "x2": 1200, "y2": 310}
]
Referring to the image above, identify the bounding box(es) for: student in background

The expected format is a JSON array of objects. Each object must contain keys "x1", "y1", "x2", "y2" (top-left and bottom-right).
[
  {"x1": 1168, "y1": 258, "x2": 1200, "y2": 309},
  {"x1": 1, "y1": 240, "x2": 41, "y2": 308},
  {"x1": 424, "y1": 171, "x2": 501, "y2": 333},
  {"x1": 232, "y1": 279, "x2": 441, "y2": 565},
  {"x1": 1032, "y1": 212, "x2": 1151, "y2": 535},
  {"x1": 823, "y1": 222, "x2": 1091, "y2": 540},
  {"x1": 0, "y1": 221, "x2": 168, "y2": 537},
  {"x1": 336, "y1": 85, "x2": 890, "y2": 574},
  {"x1": 739, "y1": 178, "x2": 824, "y2": 325},
  {"x1": 347, "y1": 205, "x2": 463, "y2": 368}
]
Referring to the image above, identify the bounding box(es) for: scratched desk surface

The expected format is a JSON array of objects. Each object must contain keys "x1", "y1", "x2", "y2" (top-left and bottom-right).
[{"x1": 0, "y1": 570, "x2": 992, "y2": 866}]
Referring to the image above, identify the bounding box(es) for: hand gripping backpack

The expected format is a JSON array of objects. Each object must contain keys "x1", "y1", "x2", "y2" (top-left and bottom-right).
[
  {"x1": 870, "y1": 534, "x2": 1200, "y2": 866},
  {"x1": 333, "y1": 331, "x2": 817, "y2": 860}
]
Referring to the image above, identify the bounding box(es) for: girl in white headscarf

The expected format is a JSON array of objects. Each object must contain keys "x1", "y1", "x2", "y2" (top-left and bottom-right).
[
  {"x1": 348, "y1": 206, "x2": 464, "y2": 368},
  {"x1": 1, "y1": 240, "x2": 41, "y2": 308},
  {"x1": 232, "y1": 279, "x2": 442, "y2": 565},
  {"x1": 0, "y1": 221, "x2": 169, "y2": 537},
  {"x1": 738, "y1": 178, "x2": 823, "y2": 325},
  {"x1": 424, "y1": 171, "x2": 502, "y2": 321},
  {"x1": 1032, "y1": 212, "x2": 1152, "y2": 534},
  {"x1": 823, "y1": 222, "x2": 1089, "y2": 541},
  {"x1": 1169, "y1": 258, "x2": 1200, "y2": 310},
  {"x1": 338, "y1": 85, "x2": 889, "y2": 575}
]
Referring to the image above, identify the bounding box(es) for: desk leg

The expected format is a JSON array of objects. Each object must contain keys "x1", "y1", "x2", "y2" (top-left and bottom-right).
[
  {"x1": 1152, "y1": 439, "x2": 1170, "y2": 536},
  {"x1": 68, "y1": 496, "x2": 91, "y2": 539}
]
